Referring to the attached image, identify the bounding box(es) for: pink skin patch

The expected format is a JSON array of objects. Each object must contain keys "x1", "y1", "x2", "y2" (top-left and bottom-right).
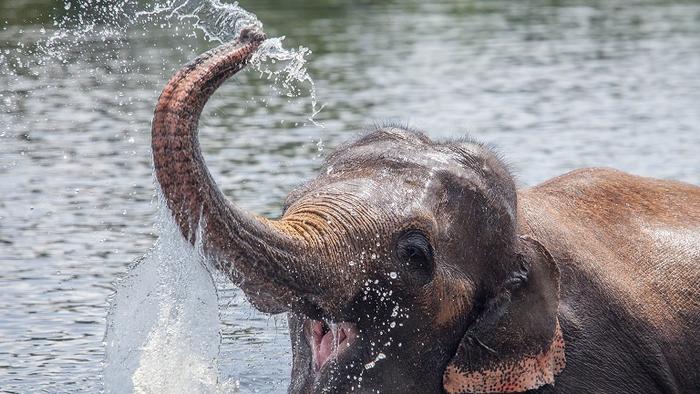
[
  {"x1": 443, "y1": 321, "x2": 566, "y2": 393},
  {"x1": 306, "y1": 320, "x2": 358, "y2": 372}
]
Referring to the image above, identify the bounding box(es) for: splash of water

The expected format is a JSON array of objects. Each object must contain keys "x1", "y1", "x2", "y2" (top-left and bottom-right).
[
  {"x1": 135, "y1": 0, "x2": 263, "y2": 42},
  {"x1": 103, "y1": 199, "x2": 234, "y2": 393},
  {"x1": 134, "y1": 0, "x2": 322, "y2": 122}
]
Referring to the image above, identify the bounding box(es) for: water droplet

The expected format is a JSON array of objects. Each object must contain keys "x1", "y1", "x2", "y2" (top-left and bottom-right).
[
  {"x1": 388, "y1": 272, "x2": 397, "y2": 279},
  {"x1": 391, "y1": 306, "x2": 399, "y2": 317}
]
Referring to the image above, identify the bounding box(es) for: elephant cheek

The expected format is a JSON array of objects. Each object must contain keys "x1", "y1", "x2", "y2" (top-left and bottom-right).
[{"x1": 432, "y1": 277, "x2": 475, "y2": 327}]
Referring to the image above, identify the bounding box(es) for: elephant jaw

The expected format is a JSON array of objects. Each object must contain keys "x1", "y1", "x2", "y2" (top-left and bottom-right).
[{"x1": 306, "y1": 320, "x2": 358, "y2": 373}]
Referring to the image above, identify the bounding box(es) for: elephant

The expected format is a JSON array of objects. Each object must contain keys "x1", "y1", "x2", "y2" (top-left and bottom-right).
[{"x1": 150, "y1": 29, "x2": 700, "y2": 393}]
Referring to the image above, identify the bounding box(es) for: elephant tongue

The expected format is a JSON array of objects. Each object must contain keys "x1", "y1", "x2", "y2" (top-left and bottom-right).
[
  {"x1": 317, "y1": 325, "x2": 341, "y2": 369},
  {"x1": 311, "y1": 321, "x2": 357, "y2": 372}
]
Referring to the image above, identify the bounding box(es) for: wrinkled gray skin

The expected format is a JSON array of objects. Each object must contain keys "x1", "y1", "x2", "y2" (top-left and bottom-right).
[{"x1": 152, "y1": 32, "x2": 700, "y2": 393}]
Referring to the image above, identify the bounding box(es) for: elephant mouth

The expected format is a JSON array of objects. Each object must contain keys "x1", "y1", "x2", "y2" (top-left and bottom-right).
[{"x1": 305, "y1": 319, "x2": 358, "y2": 373}]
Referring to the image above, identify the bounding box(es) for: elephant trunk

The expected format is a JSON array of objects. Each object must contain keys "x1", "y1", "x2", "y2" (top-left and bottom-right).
[{"x1": 151, "y1": 29, "x2": 331, "y2": 314}]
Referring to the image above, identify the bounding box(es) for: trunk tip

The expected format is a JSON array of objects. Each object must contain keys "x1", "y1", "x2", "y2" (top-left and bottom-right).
[{"x1": 239, "y1": 27, "x2": 266, "y2": 44}]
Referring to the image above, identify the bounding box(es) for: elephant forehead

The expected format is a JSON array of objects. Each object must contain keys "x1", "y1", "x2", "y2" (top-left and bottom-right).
[
  {"x1": 287, "y1": 177, "x2": 395, "y2": 207},
  {"x1": 325, "y1": 142, "x2": 461, "y2": 177},
  {"x1": 285, "y1": 169, "x2": 442, "y2": 213}
]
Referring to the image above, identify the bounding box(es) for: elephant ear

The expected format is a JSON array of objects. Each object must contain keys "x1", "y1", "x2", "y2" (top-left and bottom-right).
[{"x1": 443, "y1": 236, "x2": 566, "y2": 393}]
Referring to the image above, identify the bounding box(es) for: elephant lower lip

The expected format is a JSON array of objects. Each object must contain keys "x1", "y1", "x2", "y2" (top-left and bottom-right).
[{"x1": 307, "y1": 320, "x2": 358, "y2": 373}]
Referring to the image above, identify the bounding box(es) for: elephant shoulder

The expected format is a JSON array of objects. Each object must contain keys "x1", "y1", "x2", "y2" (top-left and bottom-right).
[
  {"x1": 515, "y1": 167, "x2": 700, "y2": 391},
  {"x1": 521, "y1": 167, "x2": 700, "y2": 220}
]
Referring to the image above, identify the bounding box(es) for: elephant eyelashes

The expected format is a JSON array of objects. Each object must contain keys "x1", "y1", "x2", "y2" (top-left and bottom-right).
[{"x1": 396, "y1": 230, "x2": 434, "y2": 282}]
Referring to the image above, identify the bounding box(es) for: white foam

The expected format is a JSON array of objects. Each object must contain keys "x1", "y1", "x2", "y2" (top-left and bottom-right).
[{"x1": 104, "y1": 196, "x2": 235, "y2": 393}]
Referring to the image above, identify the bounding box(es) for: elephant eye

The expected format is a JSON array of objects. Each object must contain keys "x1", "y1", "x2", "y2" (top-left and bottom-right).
[{"x1": 396, "y1": 230, "x2": 434, "y2": 280}]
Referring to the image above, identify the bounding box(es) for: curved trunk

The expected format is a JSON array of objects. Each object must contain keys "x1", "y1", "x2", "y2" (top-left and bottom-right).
[{"x1": 151, "y1": 29, "x2": 326, "y2": 314}]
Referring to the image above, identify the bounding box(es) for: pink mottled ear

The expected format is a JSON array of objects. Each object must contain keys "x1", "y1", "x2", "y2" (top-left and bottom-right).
[{"x1": 443, "y1": 236, "x2": 566, "y2": 393}]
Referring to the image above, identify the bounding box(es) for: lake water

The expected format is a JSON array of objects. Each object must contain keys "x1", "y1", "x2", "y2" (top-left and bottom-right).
[{"x1": 1, "y1": 0, "x2": 699, "y2": 392}]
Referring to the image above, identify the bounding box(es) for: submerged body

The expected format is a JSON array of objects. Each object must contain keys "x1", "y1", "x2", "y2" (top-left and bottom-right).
[{"x1": 151, "y1": 31, "x2": 700, "y2": 393}]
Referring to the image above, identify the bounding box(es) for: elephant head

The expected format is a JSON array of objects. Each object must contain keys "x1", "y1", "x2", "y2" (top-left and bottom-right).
[{"x1": 152, "y1": 29, "x2": 565, "y2": 393}]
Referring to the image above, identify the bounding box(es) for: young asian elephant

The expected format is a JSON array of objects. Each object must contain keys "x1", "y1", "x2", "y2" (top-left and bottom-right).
[{"x1": 151, "y1": 30, "x2": 700, "y2": 393}]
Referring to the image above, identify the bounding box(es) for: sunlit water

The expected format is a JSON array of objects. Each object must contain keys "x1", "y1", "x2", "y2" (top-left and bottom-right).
[{"x1": 1, "y1": 0, "x2": 699, "y2": 392}]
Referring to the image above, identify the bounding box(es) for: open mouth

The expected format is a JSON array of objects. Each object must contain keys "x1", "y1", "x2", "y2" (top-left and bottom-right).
[{"x1": 306, "y1": 319, "x2": 358, "y2": 373}]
